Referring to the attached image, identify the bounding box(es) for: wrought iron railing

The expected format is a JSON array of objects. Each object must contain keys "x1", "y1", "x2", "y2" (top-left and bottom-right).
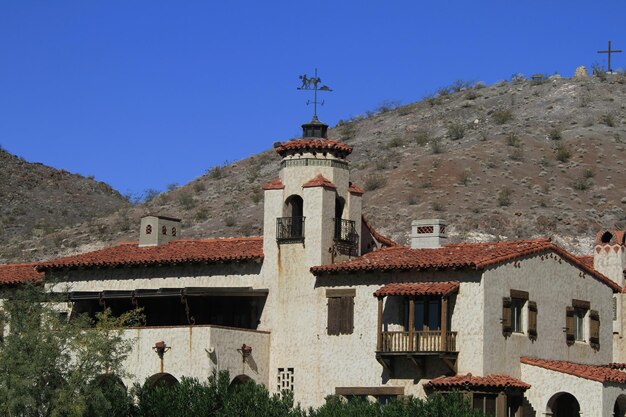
[
  {"x1": 334, "y1": 218, "x2": 358, "y2": 244},
  {"x1": 276, "y1": 217, "x2": 305, "y2": 243},
  {"x1": 379, "y1": 330, "x2": 457, "y2": 353}
]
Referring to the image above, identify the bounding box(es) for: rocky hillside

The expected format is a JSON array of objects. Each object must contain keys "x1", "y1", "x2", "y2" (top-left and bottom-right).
[
  {"x1": 3, "y1": 72, "x2": 626, "y2": 262},
  {"x1": 0, "y1": 148, "x2": 130, "y2": 259}
]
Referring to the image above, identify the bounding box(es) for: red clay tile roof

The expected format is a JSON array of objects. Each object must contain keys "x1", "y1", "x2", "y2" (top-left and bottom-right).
[
  {"x1": 374, "y1": 281, "x2": 460, "y2": 297},
  {"x1": 311, "y1": 238, "x2": 620, "y2": 292},
  {"x1": 426, "y1": 374, "x2": 530, "y2": 391},
  {"x1": 0, "y1": 263, "x2": 43, "y2": 285},
  {"x1": 362, "y1": 216, "x2": 398, "y2": 248},
  {"x1": 37, "y1": 237, "x2": 264, "y2": 272},
  {"x1": 577, "y1": 256, "x2": 594, "y2": 269},
  {"x1": 348, "y1": 182, "x2": 364, "y2": 196},
  {"x1": 275, "y1": 139, "x2": 353, "y2": 157},
  {"x1": 262, "y1": 178, "x2": 285, "y2": 190},
  {"x1": 521, "y1": 357, "x2": 626, "y2": 384},
  {"x1": 604, "y1": 363, "x2": 626, "y2": 370},
  {"x1": 302, "y1": 174, "x2": 337, "y2": 190}
]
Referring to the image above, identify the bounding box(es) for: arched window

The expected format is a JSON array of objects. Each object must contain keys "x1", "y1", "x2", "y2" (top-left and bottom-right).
[
  {"x1": 285, "y1": 195, "x2": 303, "y2": 218},
  {"x1": 601, "y1": 231, "x2": 614, "y2": 244},
  {"x1": 146, "y1": 225, "x2": 152, "y2": 235},
  {"x1": 162, "y1": 225, "x2": 167, "y2": 235},
  {"x1": 172, "y1": 227, "x2": 177, "y2": 237}
]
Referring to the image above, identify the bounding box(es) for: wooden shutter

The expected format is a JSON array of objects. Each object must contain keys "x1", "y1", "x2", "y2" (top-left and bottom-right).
[
  {"x1": 528, "y1": 301, "x2": 538, "y2": 341},
  {"x1": 327, "y1": 297, "x2": 341, "y2": 335},
  {"x1": 565, "y1": 306, "x2": 575, "y2": 346},
  {"x1": 590, "y1": 309, "x2": 600, "y2": 350},
  {"x1": 502, "y1": 297, "x2": 512, "y2": 337},
  {"x1": 339, "y1": 296, "x2": 354, "y2": 334}
]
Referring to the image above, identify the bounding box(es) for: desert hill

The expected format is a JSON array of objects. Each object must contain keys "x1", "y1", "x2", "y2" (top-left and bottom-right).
[{"x1": 2, "y1": 71, "x2": 626, "y2": 263}]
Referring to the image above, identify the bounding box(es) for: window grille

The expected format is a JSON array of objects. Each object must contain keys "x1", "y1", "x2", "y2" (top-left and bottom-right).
[{"x1": 277, "y1": 368, "x2": 294, "y2": 393}]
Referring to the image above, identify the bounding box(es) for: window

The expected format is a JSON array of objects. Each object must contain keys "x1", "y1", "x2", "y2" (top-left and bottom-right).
[
  {"x1": 566, "y1": 300, "x2": 591, "y2": 346},
  {"x1": 503, "y1": 290, "x2": 529, "y2": 337},
  {"x1": 145, "y1": 225, "x2": 152, "y2": 235},
  {"x1": 511, "y1": 298, "x2": 524, "y2": 333},
  {"x1": 404, "y1": 298, "x2": 441, "y2": 331},
  {"x1": 473, "y1": 393, "x2": 496, "y2": 415},
  {"x1": 172, "y1": 227, "x2": 177, "y2": 237},
  {"x1": 573, "y1": 308, "x2": 586, "y2": 341},
  {"x1": 277, "y1": 368, "x2": 294, "y2": 392},
  {"x1": 162, "y1": 225, "x2": 167, "y2": 235},
  {"x1": 326, "y1": 289, "x2": 355, "y2": 335}
]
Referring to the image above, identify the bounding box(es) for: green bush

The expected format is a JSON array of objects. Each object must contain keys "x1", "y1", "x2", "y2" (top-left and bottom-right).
[
  {"x1": 497, "y1": 187, "x2": 513, "y2": 206},
  {"x1": 548, "y1": 128, "x2": 562, "y2": 141},
  {"x1": 492, "y1": 109, "x2": 513, "y2": 125},
  {"x1": 430, "y1": 138, "x2": 444, "y2": 154},
  {"x1": 364, "y1": 174, "x2": 387, "y2": 191},
  {"x1": 447, "y1": 123, "x2": 466, "y2": 140},
  {"x1": 554, "y1": 144, "x2": 571, "y2": 162}
]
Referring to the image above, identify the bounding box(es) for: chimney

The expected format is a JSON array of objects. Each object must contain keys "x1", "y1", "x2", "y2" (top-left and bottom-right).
[
  {"x1": 411, "y1": 219, "x2": 447, "y2": 249},
  {"x1": 139, "y1": 215, "x2": 182, "y2": 247},
  {"x1": 593, "y1": 230, "x2": 626, "y2": 287}
]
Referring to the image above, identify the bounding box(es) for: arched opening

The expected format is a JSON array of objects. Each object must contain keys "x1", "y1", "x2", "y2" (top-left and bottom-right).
[
  {"x1": 614, "y1": 394, "x2": 626, "y2": 417},
  {"x1": 146, "y1": 372, "x2": 179, "y2": 388},
  {"x1": 282, "y1": 195, "x2": 304, "y2": 240},
  {"x1": 601, "y1": 231, "x2": 614, "y2": 244},
  {"x1": 334, "y1": 196, "x2": 346, "y2": 241},
  {"x1": 546, "y1": 392, "x2": 580, "y2": 417},
  {"x1": 285, "y1": 195, "x2": 303, "y2": 218},
  {"x1": 229, "y1": 374, "x2": 252, "y2": 390}
]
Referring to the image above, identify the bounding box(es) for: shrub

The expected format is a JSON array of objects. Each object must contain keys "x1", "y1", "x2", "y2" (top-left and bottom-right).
[
  {"x1": 208, "y1": 165, "x2": 226, "y2": 180},
  {"x1": 572, "y1": 177, "x2": 591, "y2": 191},
  {"x1": 224, "y1": 215, "x2": 236, "y2": 227},
  {"x1": 554, "y1": 143, "x2": 571, "y2": 162},
  {"x1": 447, "y1": 123, "x2": 465, "y2": 140},
  {"x1": 195, "y1": 208, "x2": 209, "y2": 221},
  {"x1": 251, "y1": 188, "x2": 263, "y2": 204},
  {"x1": 509, "y1": 147, "x2": 524, "y2": 161},
  {"x1": 193, "y1": 182, "x2": 206, "y2": 193},
  {"x1": 492, "y1": 109, "x2": 514, "y2": 125},
  {"x1": 506, "y1": 132, "x2": 521, "y2": 147},
  {"x1": 178, "y1": 192, "x2": 195, "y2": 210},
  {"x1": 430, "y1": 138, "x2": 444, "y2": 154},
  {"x1": 166, "y1": 183, "x2": 179, "y2": 191},
  {"x1": 458, "y1": 169, "x2": 471, "y2": 186},
  {"x1": 432, "y1": 201, "x2": 445, "y2": 212},
  {"x1": 143, "y1": 188, "x2": 160, "y2": 203},
  {"x1": 548, "y1": 127, "x2": 562, "y2": 141},
  {"x1": 386, "y1": 136, "x2": 404, "y2": 149},
  {"x1": 414, "y1": 130, "x2": 430, "y2": 146},
  {"x1": 497, "y1": 187, "x2": 512, "y2": 206},
  {"x1": 364, "y1": 174, "x2": 387, "y2": 191},
  {"x1": 583, "y1": 168, "x2": 595, "y2": 179},
  {"x1": 450, "y1": 79, "x2": 474, "y2": 92},
  {"x1": 465, "y1": 90, "x2": 480, "y2": 100},
  {"x1": 600, "y1": 113, "x2": 616, "y2": 127},
  {"x1": 376, "y1": 99, "x2": 401, "y2": 114}
]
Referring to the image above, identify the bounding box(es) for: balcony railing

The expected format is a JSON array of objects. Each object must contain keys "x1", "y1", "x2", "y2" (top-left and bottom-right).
[
  {"x1": 379, "y1": 330, "x2": 457, "y2": 353},
  {"x1": 276, "y1": 216, "x2": 305, "y2": 243}
]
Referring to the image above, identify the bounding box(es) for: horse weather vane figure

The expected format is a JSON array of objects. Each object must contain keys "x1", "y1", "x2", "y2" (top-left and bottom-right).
[
  {"x1": 298, "y1": 68, "x2": 332, "y2": 119},
  {"x1": 598, "y1": 40, "x2": 622, "y2": 73}
]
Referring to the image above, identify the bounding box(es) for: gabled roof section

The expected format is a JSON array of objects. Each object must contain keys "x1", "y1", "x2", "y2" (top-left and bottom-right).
[
  {"x1": 37, "y1": 237, "x2": 264, "y2": 272},
  {"x1": 374, "y1": 281, "x2": 459, "y2": 297},
  {"x1": 262, "y1": 178, "x2": 285, "y2": 190},
  {"x1": 348, "y1": 182, "x2": 364, "y2": 196},
  {"x1": 311, "y1": 238, "x2": 620, "y2": 292},
  {"x1": 275, "y1": 139, "x2": 353, "y2": 158},
  {"x1": 302, "y1": 174, "x2": 337, "y2": 190},
  {"x1": 362, "y1": 215, "x2": 398, "y2": 248},
  {"x1": 521, "y1": 357, "x2": 626, "y2": 384},
  {"x1": 0, "y1": 263, "x2": 43, "y2": 285},
  {"x1": 426, "y1": 374, "x2": 530, "y2": 391}
]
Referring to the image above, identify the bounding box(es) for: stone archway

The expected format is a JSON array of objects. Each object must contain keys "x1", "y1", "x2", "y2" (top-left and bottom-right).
[
  {"x1": 229, "y1": 374, "x2": 252, "y2": 389},
  {"x1": 146, "y1": 372, "x2": 179, "y2": 388},
  {"x1": 546, "y1": 392, "x2": 580, "y2": 417},
  {"x1": 614, "y1": 394, "x2": 626, "y2": 417}
]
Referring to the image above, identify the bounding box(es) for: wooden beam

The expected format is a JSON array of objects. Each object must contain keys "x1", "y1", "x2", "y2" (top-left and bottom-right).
[
  {"x1": 326, "y1": 288, "x2": 356, "y2": 298},
  {"x1": 441, "y1": 296, "x2": 448, "y2": 351},
  {"x1": 408, "y1": 297, "x2": 415, "y2": 351},
  {"x1": 377, "y1": 297, "x2": 383, "y2": 351},
  {"x1": 496, "y1": 392, "x2": 507, "y2": 417}
]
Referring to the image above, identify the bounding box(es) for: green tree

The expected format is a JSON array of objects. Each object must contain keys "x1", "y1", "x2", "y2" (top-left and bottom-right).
[{"x1": 0, "y1": 284, "x2": 138, "y2": 417}]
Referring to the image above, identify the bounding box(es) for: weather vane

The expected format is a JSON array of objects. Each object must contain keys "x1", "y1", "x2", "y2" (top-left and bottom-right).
[{"x1": 297, "y1": 68, "x2": 332, "y2": 119}]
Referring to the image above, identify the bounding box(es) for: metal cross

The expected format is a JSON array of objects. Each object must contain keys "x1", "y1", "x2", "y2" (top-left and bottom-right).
[
  {"x1": 297, "y1": 68, "x2": 333, "y2": 119},
  {"x1": 597, "y1": 40, "x2": 622, "y2": 73}
]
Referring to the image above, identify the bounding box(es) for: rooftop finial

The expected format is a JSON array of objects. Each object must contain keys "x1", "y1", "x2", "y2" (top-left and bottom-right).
[{"x1": 297, "y1": 68, "x2": 332, "y2": 138}]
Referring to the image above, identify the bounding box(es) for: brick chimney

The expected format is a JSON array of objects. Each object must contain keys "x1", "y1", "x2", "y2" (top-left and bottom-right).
[
  {"x1": 139, "y1": 215, "x2": 181, "y2": 247},
  {"x1": 410, "y1": 219, "x2": 447, "y2": 249}
]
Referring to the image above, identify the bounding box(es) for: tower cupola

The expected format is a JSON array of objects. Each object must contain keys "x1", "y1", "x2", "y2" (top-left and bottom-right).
[{"x1": 301, "y1": 115, "x2": 328, "y2": 139}]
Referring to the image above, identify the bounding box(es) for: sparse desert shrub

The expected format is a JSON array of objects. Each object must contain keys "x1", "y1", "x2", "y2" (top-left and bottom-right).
[
  {"x1": 386, "y1": 136, "x2": 404, "y2": 149},
  {"x1": 583, "y1": 168, "x2": 595, "y2": 179},
  {"x1": 492, "y1": 109, "x2": 514, "y2": 125},
  {"x1": 509, "y1": 147, "x2": 524, "y2": 161},
  {"x1": 195, "y1": 207, "x2": 209, "y2": 221},
  {"x1": 339, "y1": 124, "x2": 357, "y2": 141},
  {"x1": 430, "y1": 138, "x2": 444, "y2": 154},
  {"x1": 600, "y1": 113, "x2": 616, "y2": 127},
  {"x1": 193, "y1": 182, "x2": 206, "y2": 193},
  {"x1": 548, "y1": 127, "x2": 562, "y2": 141},
  {"x1": 414, "y1": 130, "x2": 430, "y2": 146},
  {"x1": 458, "y1": 169, "x2": 471, "y2": 186},
  {"x1": 364, "y1": 174, "x2": 387, "y2": 191},
  {"x1": 450, "y1": 79, "x2": 474, "y2": 92},
  {"x1": 251, "y1": 188, "x2": 263, "y2": 204},
  {"x1": 506, "y1": 132, "x2": 521, "y2": 147},
  {"x1": 497, "y1": 187, "x2": 512, "y2": 206},
  {"x1": 143, "y1": 188, "x2": 160, "y2": 203},
  {"x1": 167, "y1": 183, "x2": 179, "y2": 191},
  {"x1": 178, "y1": 192, "x2": 195, "y2": 210},
  {"x1": 554, "y1": 143, "x2": 571, "y2": 162},
  {"x1": 376, "y1": 99, "x2": 401, "y2": 114},
  {"x1": 208, "y1": 165, "x2": 226, "y2": 180},
  {"x1": 572, "y1": 177, "x2": 591, "y2": 191},
  {"x1": 407, "y1": 195, "x2": 418, "y2": 205},
  {"x1": 397, "y1": 106, "x2": 412, "y2": 116},
  {"x1": 224, "y1": 215, "x2": 236, "y2": 227},
  {"x1": 447, "y1": 123, "x2": 465, "y2": 140},
  {"x1": 465, "y1": 90, "x2": 480, "y2": 100},
  {"x1": 432, "y1": 201, "x2": 445, "y2": 212}
]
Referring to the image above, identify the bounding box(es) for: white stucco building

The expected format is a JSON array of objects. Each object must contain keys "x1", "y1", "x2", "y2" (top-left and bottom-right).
[{"x1": 3, "y1": 116, "x2": 626, "y2": 417}]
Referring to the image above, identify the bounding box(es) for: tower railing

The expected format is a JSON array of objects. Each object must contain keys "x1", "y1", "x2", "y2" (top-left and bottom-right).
[{"x1": 276, "y1": 217, "x2": 305, "y2": 243}]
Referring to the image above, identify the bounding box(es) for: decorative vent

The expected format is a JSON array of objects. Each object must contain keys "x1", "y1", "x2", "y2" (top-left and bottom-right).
[
  {"x1": 146, "y1": 225, "x2": 152, "y2": 235},
  {"x1": 172, "y1": 227, "x2": 177, "y2": 237},
  {"x1": 440, "y1": 225, "x2": 447, "y2": 234},
  {"x1": 162, "y1": 226, "x2": 167, "y2": 235},
  {"x1": 277, "y1": 368, "x2": 294, "y2": 393},
  {"x1": 417, "y1": 226, "x2": 434, "y2": 234}
]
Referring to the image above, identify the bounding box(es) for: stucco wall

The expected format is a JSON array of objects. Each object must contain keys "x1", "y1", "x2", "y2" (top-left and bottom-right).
[
  {"x1": 483, "y1": 253, "x2": 614, "y2": 378},
  {"x1": 119, "y1": 325, "x2": 270, "y2": 387}
]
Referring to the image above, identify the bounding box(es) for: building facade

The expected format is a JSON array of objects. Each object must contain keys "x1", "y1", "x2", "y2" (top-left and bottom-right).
[{"x1": 3, "y1": 117, "x2": 626, "y2": 416}]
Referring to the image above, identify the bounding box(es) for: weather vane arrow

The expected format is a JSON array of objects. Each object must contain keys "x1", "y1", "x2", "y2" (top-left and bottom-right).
[{"x1": 297, "y1": 68, "x2": 332, "y2": 119}]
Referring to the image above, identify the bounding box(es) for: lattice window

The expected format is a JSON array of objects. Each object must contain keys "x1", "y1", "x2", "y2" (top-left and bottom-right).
[
  {"x1": 145, "y1": 225, "x2": 152, "y2": 235},
  {"x1": 172, "y1": 227, "x2": 177, "y2": 237},
  {"x1": 162, "y1": 225, "x2": 167, "y2": 235},
  {"x1": 439, "y1": 225, "x2": 446, "y2": 234},
  {"x1": 416, "y1": 226, "x2": 434, "y2": 234},
  {"x1": 277, "y1": 368, "x2": 294, "y2": 392}
]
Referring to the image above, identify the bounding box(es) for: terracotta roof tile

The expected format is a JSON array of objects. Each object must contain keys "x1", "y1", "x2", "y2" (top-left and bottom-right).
[
  {"x1": 576, "y1": 256, "x2": 594, "y2": 269},
  {"x1": 262, "y1": 178, "x2": 285, "y2": 190},
  {"x1": 275, "y1": 139, "x2": 353, "y2": 157},
  {"x1": 302, "y1": 174, "x2": 337, "y2": 190},
  {"x1": 311, "y1": 238, "x2": 620, "y2": 292},
  {"x1": 521, "y1": 357, "x2": 626, "y2": 384},
  {"x1": 348, "y1": 182, "x2": 364, "y2": 196},
  {"x1": 0, "y1": 263, "x2": 43, "y2": 285},
  {"x1": 38, "y1": 237, "x2": 264, "y2": 272},
  {"x1": 426, "y1": 374, "x2": 530, "y2": 391},
  {"x1": 362, "y1": 215, "x2": 398, "y2": 247},
  {"x1": 374, "y1": 281, "x2": 459, "y2": 297}
]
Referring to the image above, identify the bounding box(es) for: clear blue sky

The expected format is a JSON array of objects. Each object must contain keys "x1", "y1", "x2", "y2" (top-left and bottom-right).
[{"x1": 1, "y1": 1, "x2": 624, "y2": 197}]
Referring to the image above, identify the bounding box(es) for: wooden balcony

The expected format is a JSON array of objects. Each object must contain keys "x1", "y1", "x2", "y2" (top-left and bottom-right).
[{"x1": 379, "y1": 330, "x2": 457, "y2": 353}]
